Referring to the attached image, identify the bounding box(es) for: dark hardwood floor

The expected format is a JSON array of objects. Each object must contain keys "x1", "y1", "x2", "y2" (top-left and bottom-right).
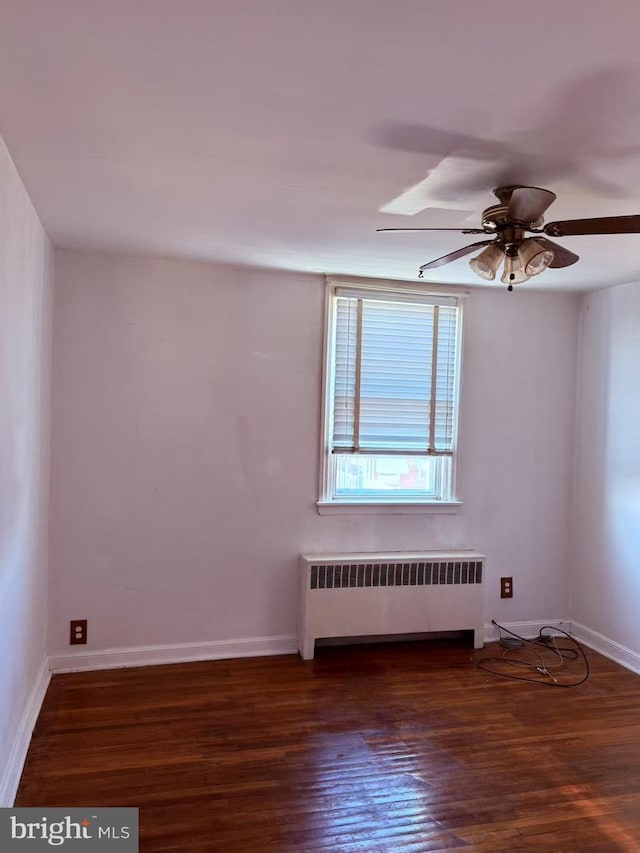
[{"x1": 16, "y1": 640, "x2": 640, "y2": 852}]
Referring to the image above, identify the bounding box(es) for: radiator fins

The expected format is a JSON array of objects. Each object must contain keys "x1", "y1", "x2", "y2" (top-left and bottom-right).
[{"x1": 309, "y1": 560, "x2": 482, "y2": 590}]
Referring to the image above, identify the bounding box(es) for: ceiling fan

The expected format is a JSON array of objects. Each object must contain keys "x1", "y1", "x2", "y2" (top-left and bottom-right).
[{"x1": 377, "y1": 185, "x2": 640, "y2": 290}]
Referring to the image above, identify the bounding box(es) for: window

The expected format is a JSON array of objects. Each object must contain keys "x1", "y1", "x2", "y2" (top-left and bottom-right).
[{"x1": 319, "y1": 280, "x2": 463, "y2": 510}]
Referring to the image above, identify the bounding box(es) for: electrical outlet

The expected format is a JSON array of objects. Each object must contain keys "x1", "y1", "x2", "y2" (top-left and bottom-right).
[
  {"x1": 70, "y1": 619, "x2": 88, "y2": 645},
  {"x1": 500, "y1": 577, "x2": 513, "y2": 599}
]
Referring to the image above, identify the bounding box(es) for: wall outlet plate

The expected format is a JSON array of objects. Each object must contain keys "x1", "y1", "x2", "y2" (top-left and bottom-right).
[
  {"x1": 500, "y1": 577, "x2": 513, "y2": 599},
  {"x1": 70, "y1": 619, "x2": 88, "y2": 645}
]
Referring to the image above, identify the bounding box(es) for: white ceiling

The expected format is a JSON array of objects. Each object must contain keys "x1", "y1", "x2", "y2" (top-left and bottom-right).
[{"x1": 1, "y1": 0, "x2": 640, "y2": 290}]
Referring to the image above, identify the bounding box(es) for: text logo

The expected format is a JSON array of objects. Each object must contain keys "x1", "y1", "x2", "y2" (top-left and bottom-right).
[{"x1": 1, "y1": 808, "x2": 138, "y2": 850}]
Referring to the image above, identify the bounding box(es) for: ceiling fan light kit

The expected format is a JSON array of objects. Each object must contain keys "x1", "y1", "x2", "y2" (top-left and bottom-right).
[
  {"x1": 468, "y1": 243, "x2": 503, "y2": 281},
  {"x1": 378, "y1": 185, "x2": 640, "y2": 291},
  {"x1": 519, "y1": 238, "x2": 555, "y2": 276},
  {"x1": 501, "y1": 248, "x2": 531, "y2": 287}
]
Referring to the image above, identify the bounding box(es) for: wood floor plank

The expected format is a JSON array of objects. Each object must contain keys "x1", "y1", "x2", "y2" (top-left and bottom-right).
[{"x1": 16, "y1": 639, "x2": 640, "y2": 850}]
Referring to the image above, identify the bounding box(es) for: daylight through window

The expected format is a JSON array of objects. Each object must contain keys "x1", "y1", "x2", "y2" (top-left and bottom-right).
[{"x1": 321, "y1": 282, "x2": 463, "y2": 506}]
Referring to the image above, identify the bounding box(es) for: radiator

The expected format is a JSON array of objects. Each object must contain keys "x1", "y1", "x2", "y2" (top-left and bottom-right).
[{"x1": 298, "y1": 551, "x2": 485, "y2": 659}]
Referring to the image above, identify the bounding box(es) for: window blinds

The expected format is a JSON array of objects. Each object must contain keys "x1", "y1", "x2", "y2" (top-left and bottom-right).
[{"x1": 332, "y1": 291, "x2": 459, "y2": 455}]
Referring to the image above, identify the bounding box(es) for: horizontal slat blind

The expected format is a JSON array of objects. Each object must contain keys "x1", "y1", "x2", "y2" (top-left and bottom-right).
[
  {"x1": 434, "y1": 305, "x2": 457, "y2": 451},
  {"x1": 332, "y1": 293, "x2": 458, "y2": 454},
  {"x1": 333, "y1": 297, "x2": 358, "y2": 448}
]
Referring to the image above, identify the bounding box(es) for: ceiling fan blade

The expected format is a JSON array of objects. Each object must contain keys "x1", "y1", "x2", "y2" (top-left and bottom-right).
[
  {"x1": 419, "y1": 240, "x2": 496, "y2": 271},
  {"x1": 377, "y1": 227, "x2": 486, "y2": 234},
  {"x1": 535, "y1": 237, "x2": 580, "y2": 268},
  {"x1": 507, "y1": 186, "x2": 557, "y2": 223},
  {"x1": 543, "y1": 214, "x2": 640, "y2": 237}
]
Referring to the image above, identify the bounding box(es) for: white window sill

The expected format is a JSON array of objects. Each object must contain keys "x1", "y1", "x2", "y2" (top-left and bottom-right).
[{"x1": 316, "y1": 501, "x2": 463, "y2": 516}]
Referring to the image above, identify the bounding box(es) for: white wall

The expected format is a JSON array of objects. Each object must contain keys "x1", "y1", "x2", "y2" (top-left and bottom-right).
[
  {"x1": 49, "y1": 250, "x2": 579, "y2": 656},
  {"x1": 0, "y1": 136, "x2": 52, "y2": 801},
  {"x1": 572, "y1": 282, "x2": 640, "y2": 655}
]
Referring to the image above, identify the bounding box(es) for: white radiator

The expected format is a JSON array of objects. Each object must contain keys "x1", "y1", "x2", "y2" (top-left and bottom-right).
[{"x1": 298, "y1": 550, "x2": 485, "y2": 660}]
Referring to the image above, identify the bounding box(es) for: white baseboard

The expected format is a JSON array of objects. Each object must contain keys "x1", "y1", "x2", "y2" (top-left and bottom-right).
[
  {"x1": 569, "y1": 621, "x2": 640, "y2": 676},
  {"x1": 51, "y1": 623, "x2": 573, "y2": 672},
  {"x1": 44, "y1": 620, "x2": 640, "y2": 676},
  {"x1": 484, "y1": 619, "x2": 568, "y2": 644},
  {"x1": 49, "y1": 634, "x2": 299, "y2": 673},
  {"x1": 50, "y1": 623, "x2": 576, "y2": 672},
  {"x1": 0, "y1": 658, "x2": 51, "y2": 807}
]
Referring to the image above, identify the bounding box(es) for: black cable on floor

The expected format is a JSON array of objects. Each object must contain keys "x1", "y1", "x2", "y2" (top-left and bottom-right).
[{"x1": 477, "y1": 621, "x2": 590, "y2": 687}]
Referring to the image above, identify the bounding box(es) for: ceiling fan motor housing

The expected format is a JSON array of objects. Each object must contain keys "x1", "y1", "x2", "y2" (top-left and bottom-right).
[
  {"x1": 480, "y1": 206, "x2": 527, "y2": 246},
  {"x1": 480, "y1": 203, "x2": 508, "y2": 231}
]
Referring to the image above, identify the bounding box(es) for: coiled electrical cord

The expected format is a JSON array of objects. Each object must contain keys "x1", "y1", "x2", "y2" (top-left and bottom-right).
[{"x1": 477, "y1": 620, "x2": 590, "y2": 687}]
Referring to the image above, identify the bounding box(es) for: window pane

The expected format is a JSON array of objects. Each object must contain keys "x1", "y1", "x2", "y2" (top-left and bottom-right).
[{"x1": 334, "y1": 454, "x2": 447, "y2": 500}]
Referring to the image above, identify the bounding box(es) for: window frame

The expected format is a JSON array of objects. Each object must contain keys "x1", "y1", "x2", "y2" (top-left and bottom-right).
[{"x1": 318, "y1": 277, "x2": 466, "y2": 514}]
